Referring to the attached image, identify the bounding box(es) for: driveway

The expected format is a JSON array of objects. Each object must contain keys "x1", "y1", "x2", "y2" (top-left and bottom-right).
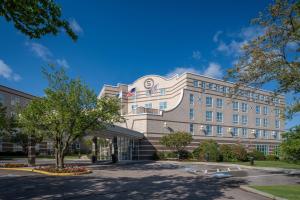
[{"x1": 0, "y1": 161, "x2": 299, "y2": 200}]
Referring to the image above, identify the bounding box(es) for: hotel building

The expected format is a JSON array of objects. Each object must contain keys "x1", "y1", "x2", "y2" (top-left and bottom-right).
[
  {"x1": 0, "y1": 85, "x2": 51, "y2": 154},
  {"x1": 100, "y1": 73, "x2": 285, "y2": 160}
]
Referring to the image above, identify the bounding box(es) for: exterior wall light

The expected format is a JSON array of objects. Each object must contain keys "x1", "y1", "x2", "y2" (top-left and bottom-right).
[
  {"x1": 200, "y1": 125, "x2": 204, "y2": 130},
  {"x1": 163, "y1": 122, "x2": 167, "y2": 128}
]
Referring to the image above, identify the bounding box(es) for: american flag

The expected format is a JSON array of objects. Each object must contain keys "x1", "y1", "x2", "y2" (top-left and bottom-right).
[{"x1": 126, "y1": 88, "x2": 136, "y2": 97}]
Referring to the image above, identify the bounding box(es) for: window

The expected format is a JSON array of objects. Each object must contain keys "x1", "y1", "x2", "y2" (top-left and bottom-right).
[
  {"x1": 0, "y1": 93, "x2": 4, "y2": 104},
  {"x1": 145, "y1": 103, "x2": 152, "y2": 108},
  {"x1": 263, "y1": 106, "x2": 268, "y2": 115},
  {"x1": 255, "y1": 129, "x2": 261, "y2": 138},
  {"x1": 193, "y1": 80, "x2": 199, "y2": 87},
  {"x1": 205, "y1": 125, "x2": 212, "y2": 136},
  {"x1": 275, "y1": 120, "x2": 280, "y2": 128},
  {"x1": 256, "y1": 105, "x2": 261, "y2": 114},
  {"x1": 233, "y1": 127, "x2": 239, "y2": 137},
  {"x1": 262, "y1": 130, "x2": 268, "y2": 139},
  {"x1": 132, "y1": 104, "x2": 138, "y2": 110},
  {"x1": 159, "y1": 102, "x2": 167, "y2": 110},
  {"x1": 242, "y1": 128, "x2": 247, "y2": 137},
  {"x1": 216, "y1": 112, "x2": 223, "y2": 122},
  {"x1": 190, "y1": 123, "x2": 194, "y2": 135},
  {"x1": 159, "y1": 88, "x2": 166, "y2": 96},
  {"x1": 241, "y1": 103, "x2": 248, "y2": 112},
  {"x1": 206, "y1": 96, "x2": 213, "y2": 107},
  {"x1": 190, "y1": 94, "x2": 194, "y2": 105},
  {"x1": 275, "y1": 108, "x2": 280, "y2": 117},
  {"x1": 263, "y1": 118, "x2": 268, "y2": 127},
  {"x1": 208, "y1": 83, "x2": 213, "y2": 90},
  {"x1": 232, "y1": 114, "x2": 238, "y2": 124},
  {"x1": 201, "y1": 81, "x2": 206, "y2": 89},
  {"x1": 232, "y1": 101, "x2": 239, "y2": 111},
  {"x1": 145, "y1": 90, "x2": 151, "y2": 97},
  {"x1": 11, "y1": 96, "x2": 20, "y2": 106},
  {"x1": 241, "y1": 115, "x2": 248, "y2": 125},
  {"x1": 256, "y1": 118, "x2": 261, "y2": 126},
  {"x1": 216, "y1": 98, "x2": 223, "y2": 108},
  {"x1": 189, "y1": 108, "x2": 194, "y2": 120},
  {"x1": 273, "y1": 131, "x2": 280, "y2": 140},
  {"x1": 206, "y1": 111, "x2": 213, "y2": 121},
  {"x1": 256, "y1": 144, "x2": 269, "y2": 155},
  {"x1": 216, "y1": 125, "x2": 223, "y2": 136}
]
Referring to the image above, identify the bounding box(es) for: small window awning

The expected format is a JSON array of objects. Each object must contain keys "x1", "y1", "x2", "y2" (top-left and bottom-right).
[{"x1": 91, "y1": 125, "x2": 144, "y2": 139}]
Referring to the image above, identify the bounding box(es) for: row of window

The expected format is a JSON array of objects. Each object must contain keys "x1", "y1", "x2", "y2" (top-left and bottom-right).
[
  {"x1": 189, "y1": 124, "x2": 280, "y2": 140},
  {"x1": 189, "y1": 109, "x2": 281, "y2": 128},
  {"x1": 189, "y1": 94, "x2": 281, "y2": 116},
  {"x1": 132, "y1": 101, "x2": 168, "y2": 111},
  {"x1": 0, "y1": 93, "x2": 21, "y2": 106},
  {"x1": 192, "y1": 80, "x2": 280, "y2": 104}
]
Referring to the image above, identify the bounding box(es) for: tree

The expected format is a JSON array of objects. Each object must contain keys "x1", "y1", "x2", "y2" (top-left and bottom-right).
[
  {"x1": 0, "y1": 0, "x2": 77, "y2": 40},
  {"x1": 193, "y1": 140, "x2": 220, "y2": 162},
  {"x1": 280, "y1": 125, "x2": 300, "y2": 161},
  {"x1": 219, "y1": 144, "x2": 234, "y2": 162},
  {"x1": 226, "y1": 0, "x2": 300, "y2": 117},
  {"x1": 0, "y1": 103, "x2": 17, "y2": 136},
  {"x1": 159, "y1": 131, "x2": 192, "y2": 159},
  {"x1": 18, "y1": 67, "x2": 122, "y2": 169}
]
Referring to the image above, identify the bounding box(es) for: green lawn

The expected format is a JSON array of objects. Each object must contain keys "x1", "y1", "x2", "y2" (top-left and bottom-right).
[
  {"x1": 250, "y1": 185, "x2": 300, "y2": 200},
  {"x1": 229, "y1": 160, "x2": 300, "y2": 169}
]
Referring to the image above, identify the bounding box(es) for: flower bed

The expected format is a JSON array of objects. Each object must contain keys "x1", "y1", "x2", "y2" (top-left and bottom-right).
[
  {"x1": 0, "y1": 163, "x2": 28, "y2": 168},
  {"x1": 35, "y1": 165, "x2": 90, "y2": 174}
]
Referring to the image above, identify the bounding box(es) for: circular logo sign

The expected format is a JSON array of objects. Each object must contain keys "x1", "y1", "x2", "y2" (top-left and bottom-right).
[{"x1": 144, "y1": 78, "x2": 154, "y2": 89}]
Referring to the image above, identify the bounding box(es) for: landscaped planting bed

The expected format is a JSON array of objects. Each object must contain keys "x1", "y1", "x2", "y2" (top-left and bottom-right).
[{"x1": 0, "y1": 163, "x2": 28, "y2": 168}]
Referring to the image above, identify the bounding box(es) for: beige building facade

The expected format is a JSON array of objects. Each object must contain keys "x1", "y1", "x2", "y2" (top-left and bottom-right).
[{"x1": 101, "y1": 72, "x2": 285, "y2": 160}]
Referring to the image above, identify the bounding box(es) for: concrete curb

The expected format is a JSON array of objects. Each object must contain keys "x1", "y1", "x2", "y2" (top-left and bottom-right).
[
  {"x1": 161, "y1": 161, "x2": 300, "y2": 174},
  {"x1": 240, "y1": 185, "x2": 287, "y2": 200},
  {"x1": 0, "y1": 167, "x2": 92, "y2": 176}
]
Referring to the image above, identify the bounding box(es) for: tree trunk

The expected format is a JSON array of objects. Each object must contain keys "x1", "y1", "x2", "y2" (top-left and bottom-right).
[
  {"x1": 55, "y1": 146, "x2": 65, "y2": 169},
  {"x1": 27, "y1": 136, "x2": 36, "y2": 166}
]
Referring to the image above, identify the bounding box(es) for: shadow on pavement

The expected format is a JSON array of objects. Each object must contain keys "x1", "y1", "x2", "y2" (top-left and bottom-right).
[{"x1": 0, "y1": 174, "x2": 247, "y2": 200}]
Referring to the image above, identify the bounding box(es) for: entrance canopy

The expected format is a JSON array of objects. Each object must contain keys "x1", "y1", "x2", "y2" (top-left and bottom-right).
[{"x1": 92, "y1": 125, "x2": 144, "y2": 139}]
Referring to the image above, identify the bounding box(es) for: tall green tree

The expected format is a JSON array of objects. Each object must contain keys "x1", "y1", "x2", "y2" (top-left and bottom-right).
[
  {"x1": 18, "y1": 67, "x2": 122, "y2": 169},
  {"x1": 280, "y1": 125, "x2": 300, "y2": 161},
  {"x1": 0, "y1": 103, "x2": 17, "y2": 136},
  {"x1": 226, "y1": 0, "x2": 300, "y2": 117},
  {"x1": 160, "y1": 131, "x2": 192, "y2": 159},
  {"x1": 0, "y1": 0, "x2": 77, "y2": 40}
]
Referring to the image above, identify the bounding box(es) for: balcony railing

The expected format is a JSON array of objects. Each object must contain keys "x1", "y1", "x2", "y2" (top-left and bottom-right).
[{"x1": 131, "y1": 107, "x2": 161, "y2": 115}]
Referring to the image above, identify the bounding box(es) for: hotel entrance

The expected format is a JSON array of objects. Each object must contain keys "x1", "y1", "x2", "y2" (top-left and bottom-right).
[{"x1": 91, "y1": 125, "x2": 143, "y2": 162}]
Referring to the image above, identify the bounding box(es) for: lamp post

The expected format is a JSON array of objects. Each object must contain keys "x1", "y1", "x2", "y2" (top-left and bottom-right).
[{"x1": 249, "y1": 129, "x2": 256, "y2": 165}]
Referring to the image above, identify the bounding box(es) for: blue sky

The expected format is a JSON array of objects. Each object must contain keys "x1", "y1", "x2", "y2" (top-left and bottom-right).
[{"x1": 0, "y1": 0, "x2": 298, "y2": 128}]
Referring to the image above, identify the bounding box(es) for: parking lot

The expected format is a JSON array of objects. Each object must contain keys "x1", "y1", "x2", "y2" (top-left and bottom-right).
[{"x1": 0, "y1": 160, "x2": 299, "y2": 200}]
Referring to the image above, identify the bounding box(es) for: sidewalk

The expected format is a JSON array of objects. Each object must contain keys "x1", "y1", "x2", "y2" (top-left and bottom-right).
[{"x1": 159, "y1": 160, "x2": 300, "y2": 174}]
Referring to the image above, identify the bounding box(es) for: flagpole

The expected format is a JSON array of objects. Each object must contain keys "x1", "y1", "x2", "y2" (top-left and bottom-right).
[{"x1": 120, "y1": 90, "x2": 123, "y2": 116}]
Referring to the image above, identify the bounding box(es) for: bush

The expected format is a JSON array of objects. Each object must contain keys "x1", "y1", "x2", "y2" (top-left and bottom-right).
[
  {"x1": 266, "y1": 154, "x2": 279, "y2": 161},
  {"x1": 194, "y1": 140, "x2": 220, "y2": 162},
  {"x1": 219, "y1": 144, "x2": 235, "y2": 162},
  {"x1": 248, "y1": 149, "x2": 266, "y2": 160},
  {"x1": 178, "y1": 150, "x2": 193, "y2": 160},
  {"x1": 232, "y1": 145, "x2": 248, "y2": 161}
]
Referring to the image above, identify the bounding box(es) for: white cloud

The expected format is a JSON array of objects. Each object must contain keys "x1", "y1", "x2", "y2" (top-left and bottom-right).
[
  {"x1": 70, "y1": 19, "x2": 83, "y2": 34},
  {"x1": 215, "y1": 26, "x2": 264, "y2": 57},
  {"x1": 56, "y1": 58, "x2": 70, "y2": 69},
  {"x1": 166, "y1": 62, "x2": 223, "y2": 79},
  {"x1": 203, "y1": 62, "x2": 223, "y2": 78},
  {"x1": 166, "y1": 67, "x2": 201, "y2": 78},
  {"x1": 213, "y1": 30, "x2": 223, "y2": 42},
  {"x1": 192, "y1": 51, "x2": 202, "y2": 60},
  {"x1": 0, "y1": 59, "x2": 21, "y2": 81},
  {"x1": 26, "y1": 42, "x2": 52, "y2": 61},
  {"x1": 26, "y1": 42, "x2": 71, "y2": 68}
]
